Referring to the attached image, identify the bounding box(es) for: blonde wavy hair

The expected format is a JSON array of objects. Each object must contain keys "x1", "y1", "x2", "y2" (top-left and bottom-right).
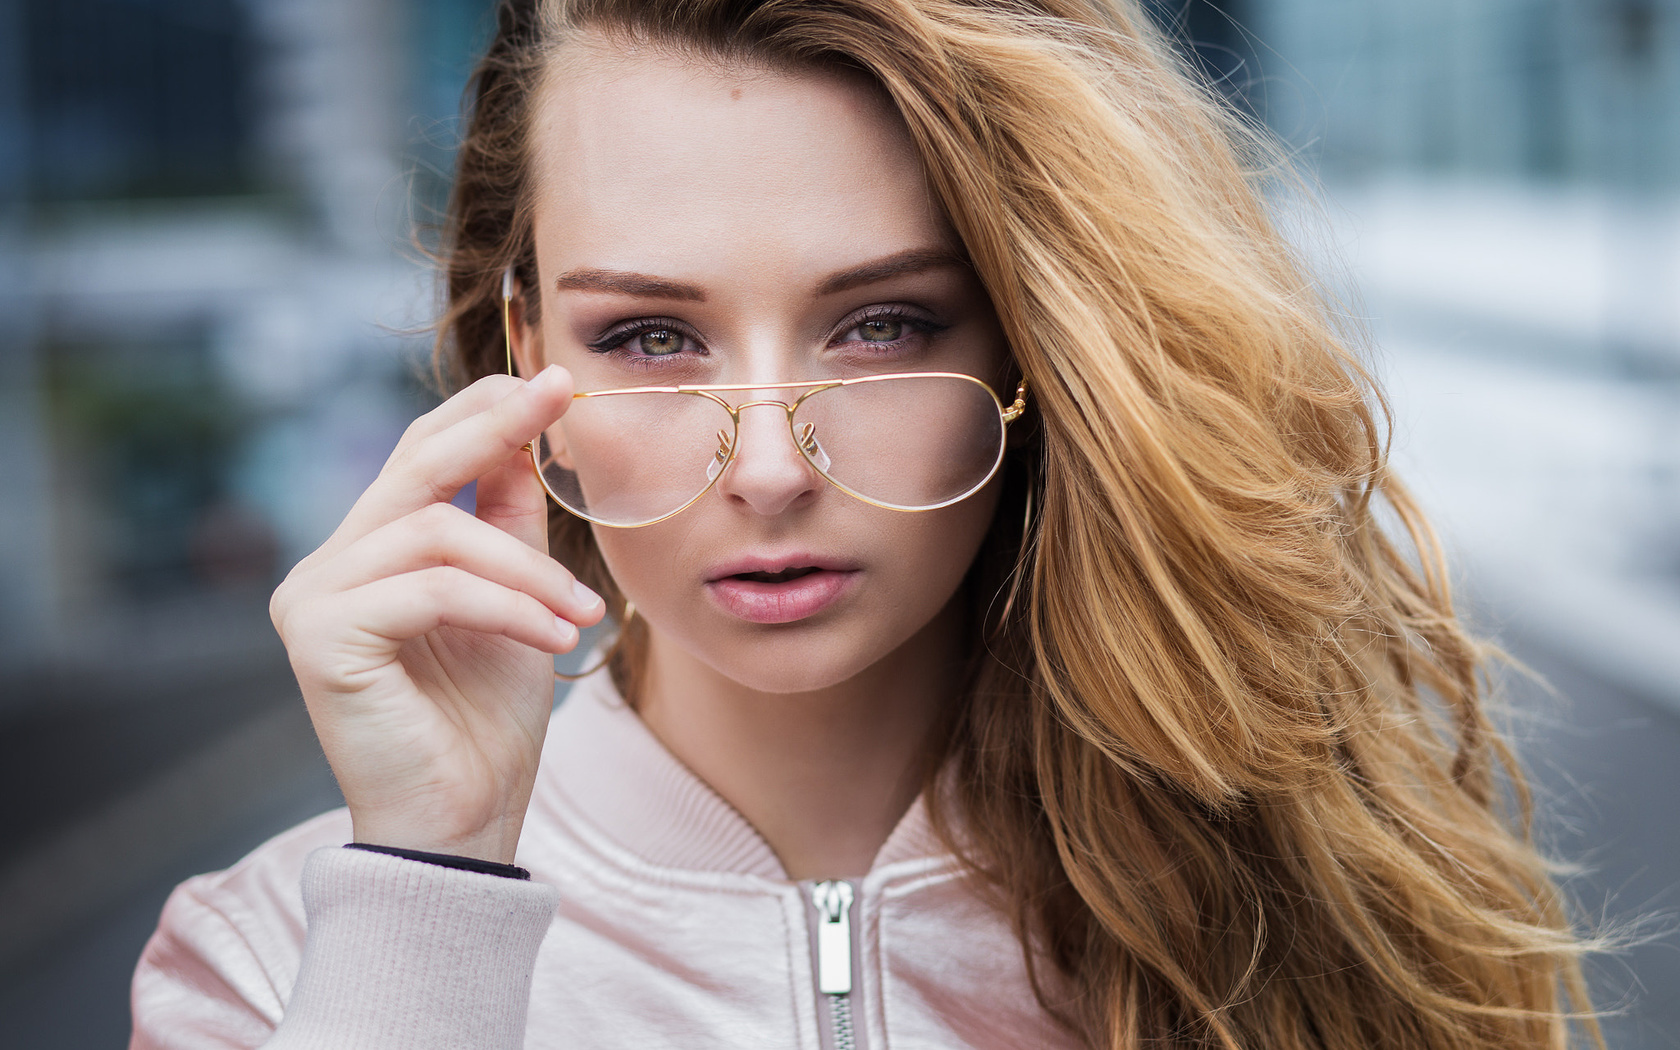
[{"x1": 432, "y1": 0, "x2": 1601, "y2": 1045}]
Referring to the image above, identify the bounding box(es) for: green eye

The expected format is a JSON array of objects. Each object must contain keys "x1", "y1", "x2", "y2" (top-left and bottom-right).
[
  {"x1": 637, "y1": 330, "x2": 684, "y2": 355},
  {"x1": 858, "y1": 319, "x2": 903, "y2": 342}
]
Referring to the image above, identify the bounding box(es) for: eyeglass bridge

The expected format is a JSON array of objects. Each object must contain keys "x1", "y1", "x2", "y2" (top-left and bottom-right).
[{"x1": 704, "y1": 419, "x2": 832, "y2": 483}]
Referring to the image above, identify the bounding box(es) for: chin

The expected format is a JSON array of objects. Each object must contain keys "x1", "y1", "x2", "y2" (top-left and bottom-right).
[
  {"x1": 681, "y1": 616, "x2": 919, "y2": 696},
  {"x1": 720, "y1": 633, "x2": 885, "y2": 695}
]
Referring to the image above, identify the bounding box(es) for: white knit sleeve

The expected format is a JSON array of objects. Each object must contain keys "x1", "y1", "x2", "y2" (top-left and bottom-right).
[{"x1": 264, "y1": 847, "x2": 558, "y2": 1050}]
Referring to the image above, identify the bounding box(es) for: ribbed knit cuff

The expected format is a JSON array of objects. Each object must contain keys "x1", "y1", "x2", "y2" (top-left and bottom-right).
[{"x1": 267, "y1": 846, "x2": 558, "y2": 1050}]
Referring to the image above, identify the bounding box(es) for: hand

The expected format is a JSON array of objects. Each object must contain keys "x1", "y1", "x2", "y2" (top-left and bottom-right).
[{"x1": 269, "y1": 366, "x2": 604, "y2": 864}]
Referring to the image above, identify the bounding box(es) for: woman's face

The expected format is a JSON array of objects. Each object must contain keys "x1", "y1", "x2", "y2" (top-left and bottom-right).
[{"x1": 519, "y1": 38, "x2": 1009, "y2": 694}]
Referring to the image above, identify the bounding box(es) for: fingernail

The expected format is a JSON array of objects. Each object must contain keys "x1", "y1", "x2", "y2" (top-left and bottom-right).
[
  {"x1": 573, "y1": 579, "x2": 602, "y2": 609},
  {"x1": 555, "y1": 616, "x2": 578, "y2": 645}
]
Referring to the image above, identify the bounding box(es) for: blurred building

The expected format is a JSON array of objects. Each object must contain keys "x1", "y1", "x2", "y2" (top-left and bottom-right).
[
  {"x1": 1259, "y1": 0, "x2": 1680, "y2": 190},
  {"x1": 1248, "y1": 0, "x2": 1680, "y2": 705},
  {"x1": 1253, "y1": 0, "x2": 1680, "y2": 378},
  {"x1": 0, "y1": 0, "x2": 497, "y2": 1010},
  {"x1": 0, "y1": 0, "x2": 490, "y2": 680}
]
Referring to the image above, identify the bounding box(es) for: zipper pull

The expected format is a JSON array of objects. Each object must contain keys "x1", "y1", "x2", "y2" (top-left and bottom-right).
[{"x1": 811, "y1": 879, "x2": 854, "y2": 995}]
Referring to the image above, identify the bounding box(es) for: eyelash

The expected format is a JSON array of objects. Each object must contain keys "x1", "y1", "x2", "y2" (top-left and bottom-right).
[
  {"x1": 584, "y1": 318, "x2": 698, "y2": 361},
  {"x1": 585, "y1": 306, "x2": 949, "y2": 363}
]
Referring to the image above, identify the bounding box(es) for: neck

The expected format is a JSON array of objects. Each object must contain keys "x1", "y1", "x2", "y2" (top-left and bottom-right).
[{"x1": 636, "y1": 605, "x2": 964, "y2": 881}]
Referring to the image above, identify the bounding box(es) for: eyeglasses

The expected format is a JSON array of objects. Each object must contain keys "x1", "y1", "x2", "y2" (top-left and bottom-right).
[{"x1": 502, "y1": 271, "x2": 1028, "y2": 528}]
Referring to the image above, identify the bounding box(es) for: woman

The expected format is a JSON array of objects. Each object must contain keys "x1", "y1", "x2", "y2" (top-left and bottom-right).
[{"x1": 130, "y1": 0, "x2": 1599, "y2": 1047}]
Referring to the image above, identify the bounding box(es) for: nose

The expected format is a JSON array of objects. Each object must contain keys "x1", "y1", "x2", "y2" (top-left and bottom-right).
[{"x1": 715, "y1": 401, "x2": 824, "y2": 516}]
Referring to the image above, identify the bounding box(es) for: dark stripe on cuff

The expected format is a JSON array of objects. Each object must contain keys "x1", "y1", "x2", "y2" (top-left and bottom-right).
[{"x1": 345, "y1": 842, "x2": 532, "y2": 880}]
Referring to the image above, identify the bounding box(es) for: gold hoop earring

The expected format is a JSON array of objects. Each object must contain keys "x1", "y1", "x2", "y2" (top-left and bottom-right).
[
  {"x1": 554, "y1": 601, "x2": 637, "y2": 682},
  {"x1": 990, "y1": 486, "x2": 1036, "y2": 634}
]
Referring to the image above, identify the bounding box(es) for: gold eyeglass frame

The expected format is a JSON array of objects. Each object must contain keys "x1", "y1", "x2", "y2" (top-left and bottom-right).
[{"x1": 502, "y1": 268, "x2": 1028, "y2": 529}]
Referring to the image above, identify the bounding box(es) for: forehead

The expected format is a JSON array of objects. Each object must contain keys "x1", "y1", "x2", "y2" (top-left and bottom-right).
[{"x1": 527, "y1": 36, "x2": 950, "y2": 274}]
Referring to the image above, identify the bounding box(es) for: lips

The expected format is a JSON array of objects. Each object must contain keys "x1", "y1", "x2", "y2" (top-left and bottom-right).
[{"x1": 704, "y1": 555, "x2": 860, "y2": 624}]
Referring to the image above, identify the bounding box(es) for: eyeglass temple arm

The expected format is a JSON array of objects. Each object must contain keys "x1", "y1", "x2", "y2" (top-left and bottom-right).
[
  {"x1": 1002, "y1": 378, "x2": 1029, "y2": 424},
  {"x1": 502, "y1": 266, "x2": 516, "y2": 376}
]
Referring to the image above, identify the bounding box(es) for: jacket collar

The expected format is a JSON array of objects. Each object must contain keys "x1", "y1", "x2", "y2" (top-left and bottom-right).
[{"x1": 540, "y1": 668, "x2": 946, "y2": 880}]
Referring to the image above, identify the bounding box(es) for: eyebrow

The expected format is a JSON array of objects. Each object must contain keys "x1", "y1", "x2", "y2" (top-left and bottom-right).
[
  {"x1": 550, "y1": 247, "x2": 968, "y2": 303},
  {"x1": 814, "y1": 247, "x2": 969, "y2": 296},
  {"x1": 552, "y1": 269, "x2": 706, "y2": 301}
]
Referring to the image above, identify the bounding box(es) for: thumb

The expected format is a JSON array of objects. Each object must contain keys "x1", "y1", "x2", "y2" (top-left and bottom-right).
[
  {"x1": 474, "y1": 367, "x2": 571, "y2": 551},
  {"x1": 474, "y1": 443, "x2": 552, "y2": 552}
]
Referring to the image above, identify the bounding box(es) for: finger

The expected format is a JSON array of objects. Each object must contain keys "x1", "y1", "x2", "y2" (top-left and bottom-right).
[
  {"x1": 388, "y1": 373, "x2": 527, "y2": 459},
  {"x1": 316, "y1": 503, "x2": 604, "y2": 626},
  {"x1": 288, "y1": 375, "x2": 537, "y2": 578},
  {"x1": 330, "y1": 566, "x2": 581, "y2": 660},
  {"x1": 331, "y1": 365, "x2": 574, "y2": 551}
]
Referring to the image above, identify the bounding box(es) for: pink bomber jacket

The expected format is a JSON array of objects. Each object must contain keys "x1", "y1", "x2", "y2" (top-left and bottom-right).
[{"x1": 129, "y1": 668, "x2": 1079, "y2": 1049}]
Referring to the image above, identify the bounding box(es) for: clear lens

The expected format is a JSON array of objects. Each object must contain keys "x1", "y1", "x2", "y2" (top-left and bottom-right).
[
  {"x1": 535, "y1": 390, "x2": 734, "y2": 527},
  {"x1": 532, "y1": 374, "x2": 1008, "y2": 526},
  {"x1": 791, "y1": 374, "x2": 1005, "y2": 510}
]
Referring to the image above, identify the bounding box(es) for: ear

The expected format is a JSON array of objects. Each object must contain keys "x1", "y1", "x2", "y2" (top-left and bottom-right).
[{"x1": 504, "y1": 269, "x2": 546, "y2": 380}]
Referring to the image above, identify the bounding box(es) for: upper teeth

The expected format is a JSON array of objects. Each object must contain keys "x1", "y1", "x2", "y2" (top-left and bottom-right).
[{"x1": 749, "y1": 567, "x2": 810, "y2": 581}]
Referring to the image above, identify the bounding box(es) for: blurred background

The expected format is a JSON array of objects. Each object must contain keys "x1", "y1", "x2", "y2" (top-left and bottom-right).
[{"x1": 0, "y1": 0, "x2": 1674, "y2": 1045}]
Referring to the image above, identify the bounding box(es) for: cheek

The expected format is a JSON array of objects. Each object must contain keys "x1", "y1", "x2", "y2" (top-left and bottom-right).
[
  {"x1": 884, "y1": 487, "x2": 1002, "y2": 605},
  {"x1": 588, "y1": 518, "x2": 695, "y2": 612}
]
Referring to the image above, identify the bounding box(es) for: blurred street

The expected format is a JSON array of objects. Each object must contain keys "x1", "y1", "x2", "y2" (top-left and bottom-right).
[
  {"x1": 0, "y1": 702, "x2": 342, "y2": 1050},
  {"x1": 1508, "y1": 638, "x2": 1680, "y2": 1049}
]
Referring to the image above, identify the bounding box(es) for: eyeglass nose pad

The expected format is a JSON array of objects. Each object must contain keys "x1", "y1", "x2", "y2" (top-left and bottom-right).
[
  {"x1": 797, "y1": 422, "x2": 831, "y2": 473},
  {"x1": 705, "y1": 428, "x2": 735, "y2": 483}
]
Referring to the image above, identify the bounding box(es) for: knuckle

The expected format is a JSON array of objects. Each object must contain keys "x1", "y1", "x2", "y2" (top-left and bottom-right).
[
  {"x1": 276, "y1": 597, "x2": 325, "y2": 653},
  {"x1": 489, "y1": 578, "x2": 521, "y2": 615},
  {"x1": 398, "y1": 414, "x2": 430, "y2": 446},
  {"x1": 398, "y1": 452, "x2": 458, "y2": 508},
  {"x1": 499, "y1": 421, "x2": 530, "y2": 455},
  {"x1": 413, "y1": 500, "x2": 460, "y2": 539},
  {"x1": 423, "y1": 565, "x2": 476, "y2": 613},
  {"x1": 384, "y1": 435, "x2": 442, "y2": 488},
  {"x1": 418, "y1": 564, "x2": 456, "y2": 602},
  {"x1": 269, "y1": 569, "x2": 310, "y2": 634},
  {"x1": 424, "y1": 509, "x2": 480, "y2": 567},
  {"x1": 513, "y1": 590, "x2": 542, "y2": 627}
]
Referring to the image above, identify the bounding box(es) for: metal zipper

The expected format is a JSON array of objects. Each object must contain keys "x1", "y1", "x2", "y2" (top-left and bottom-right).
[{"x1": 811, "y1": 879, "x2": 857, "y2": 1050}]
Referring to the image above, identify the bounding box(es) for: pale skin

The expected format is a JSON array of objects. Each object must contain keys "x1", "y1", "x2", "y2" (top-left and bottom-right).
[{"x1": 270, "y1": 36, "x2": 1009, "y2": 878}]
